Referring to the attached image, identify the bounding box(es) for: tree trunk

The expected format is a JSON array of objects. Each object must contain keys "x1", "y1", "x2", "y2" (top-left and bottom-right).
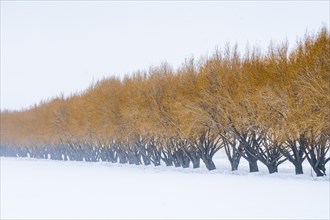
[
  {"x1": 134, "y1": 151, "x2": 142, "y2": 165},
  {"x1": 303, "y1": 136, "x2": 327, "y2": 177},
  {"x1": 181, "y1": 155, "x2": 190, "y2": 168},
  {"x1": 230, "y1": 159, "x2": 240, "y2": 171},
  {"x1": 313, "y1": 166, "x2": 325, "y2": 177},
  {"x1": 141, "y1": 154, "x2": 151, "y2": 166},
  {"x1": 118, "y1": 151, "x2": 128, "y2": 164},
  {"x1": 192, "y1": 158, "x2": 200, "y2": 169},
  {"x1": 294, "y1": 162, "x2": 304, "y2": 174},
  {"x1": 175, "y1": 148, "x2": 190, "y2": 168},
  {"x1": 184, "y1": 149, "x2": 200, "y2": 169},
  {"x1": 266, "y1": 163, "x2": 278, "y2": 174},
  {"x1": 203, "y1": 158, "x2": 216, "y2": 171},
  {"x1": 160, "y1": 149, "x2": 173, "y2": 166},
  {"x1": 172, "y1": 152, "x2": 181, "y2": 167},
  {"x1": 248, "y1": 160, "x2": 259, "y2": 172}
]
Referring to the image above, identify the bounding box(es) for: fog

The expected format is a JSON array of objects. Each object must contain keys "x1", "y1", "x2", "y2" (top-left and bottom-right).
[{"x1": 1, "y1": 1, "x2": 329, "y2": 110}]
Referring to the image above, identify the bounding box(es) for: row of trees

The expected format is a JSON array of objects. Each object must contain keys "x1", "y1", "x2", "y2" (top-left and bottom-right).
[{"x1": 1, "y1": 27, "x2": 329, "y2": 176}]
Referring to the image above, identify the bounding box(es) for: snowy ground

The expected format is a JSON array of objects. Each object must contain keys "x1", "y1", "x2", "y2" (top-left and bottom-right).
[{"x1": 1, "y1": 150, "x2": 329, "y2": 219}]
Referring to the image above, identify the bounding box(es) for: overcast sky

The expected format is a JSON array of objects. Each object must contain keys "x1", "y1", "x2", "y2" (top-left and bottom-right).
[{"x1": 1, "y1": 1, "x2": 329, "y2": 111}]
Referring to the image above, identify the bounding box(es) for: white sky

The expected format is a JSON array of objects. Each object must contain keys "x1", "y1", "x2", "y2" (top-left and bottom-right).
[{"x1": 1, "y1": 1, "x2": 329, "y2": 111}]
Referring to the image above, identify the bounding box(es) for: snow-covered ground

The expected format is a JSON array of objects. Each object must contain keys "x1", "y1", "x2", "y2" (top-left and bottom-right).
[{"x1": 1, "y1": 150, "x2": 329, "y2": 219}]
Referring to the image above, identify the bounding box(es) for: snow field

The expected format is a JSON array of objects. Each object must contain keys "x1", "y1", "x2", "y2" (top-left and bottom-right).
[{"x1": 1, "y1": 150, "x2": 329, "y2": 219}]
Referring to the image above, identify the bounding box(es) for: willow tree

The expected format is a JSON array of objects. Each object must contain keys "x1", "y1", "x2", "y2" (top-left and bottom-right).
[{"x1": 285, "y1": 28, "x2": 330, "y2": 176}]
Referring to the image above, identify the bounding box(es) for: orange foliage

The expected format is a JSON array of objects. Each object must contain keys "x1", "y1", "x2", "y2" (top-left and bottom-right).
[{"x1": 1, "y1": 27, "x2": 329, "y2": 148}]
